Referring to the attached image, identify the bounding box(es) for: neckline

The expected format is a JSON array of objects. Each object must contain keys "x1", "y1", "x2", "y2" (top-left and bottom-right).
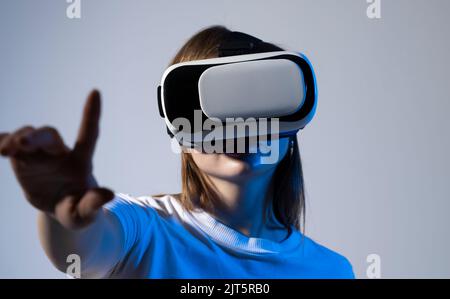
[{"x1": 173, "y1": 197, "x2": 302, "y2": 255}]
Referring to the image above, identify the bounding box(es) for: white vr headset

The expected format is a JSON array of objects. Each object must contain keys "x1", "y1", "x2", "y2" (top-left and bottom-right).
[{"x1": 157, "y1": 32, "x2": 317, "y2": 148}]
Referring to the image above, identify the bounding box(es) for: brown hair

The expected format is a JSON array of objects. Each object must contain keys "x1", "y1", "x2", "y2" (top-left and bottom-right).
[{"x1": 169, "y1": 25, "x2": 306, "y2": 232}]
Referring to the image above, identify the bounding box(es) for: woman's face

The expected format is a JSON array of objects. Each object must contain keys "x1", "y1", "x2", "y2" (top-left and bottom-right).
[{"x1": 188, "y1": 137, "x2": 290, "y2": 181}]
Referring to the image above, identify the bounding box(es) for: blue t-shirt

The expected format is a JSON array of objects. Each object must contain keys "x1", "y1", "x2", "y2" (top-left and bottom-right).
[{"x1": 100, "y1": 193, "x2": 354, "y2": 278}]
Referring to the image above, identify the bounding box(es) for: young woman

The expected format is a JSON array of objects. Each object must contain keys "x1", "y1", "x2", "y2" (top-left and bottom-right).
[{"x1": 0, "y1": 26, "x2": 354, "y2": 278}]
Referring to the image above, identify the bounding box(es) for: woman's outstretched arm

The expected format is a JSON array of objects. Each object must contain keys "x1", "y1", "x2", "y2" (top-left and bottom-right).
[
  {"x1": 0, "y1": 90, "x2": 125, "y2": 277},
  {"x1": 37, "y1": 208, "x2": 125, "y2": 277}
]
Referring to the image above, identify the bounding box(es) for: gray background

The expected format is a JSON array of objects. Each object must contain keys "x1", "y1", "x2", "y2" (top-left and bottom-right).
[{"x1": 0, "y1": 0, "x2": 449, "y2": 278}]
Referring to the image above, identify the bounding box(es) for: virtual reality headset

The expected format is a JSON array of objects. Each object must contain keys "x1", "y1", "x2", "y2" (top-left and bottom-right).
[{"x1": 157, "y1": 32, "x2": 317, "y2": 149}]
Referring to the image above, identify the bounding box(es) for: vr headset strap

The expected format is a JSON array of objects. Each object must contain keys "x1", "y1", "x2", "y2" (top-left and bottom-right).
[{"x1": 218, "y1": 31, "x2": 270, "y2": 57}]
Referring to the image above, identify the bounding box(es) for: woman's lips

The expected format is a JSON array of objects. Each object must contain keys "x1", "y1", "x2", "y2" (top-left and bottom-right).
[{"x1": 224, "y1": 153, "x2": 255, "y2": 160}]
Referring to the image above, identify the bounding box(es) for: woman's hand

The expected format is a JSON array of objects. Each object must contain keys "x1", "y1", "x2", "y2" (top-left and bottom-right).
[{"x1": 0, "y1": 90, "x2": 114, "y2": 229}]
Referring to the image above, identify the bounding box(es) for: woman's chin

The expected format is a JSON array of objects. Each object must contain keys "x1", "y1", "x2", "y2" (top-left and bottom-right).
[{"x1": 218, "y1": 153, "x2": 264, "y2": 177}]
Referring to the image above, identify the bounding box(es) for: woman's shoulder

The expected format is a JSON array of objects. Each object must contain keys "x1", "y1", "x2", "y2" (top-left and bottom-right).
[
  {"x1": 105, "y1": 192, "x2": 184, "y2": 218},
  {"x1": 299, "y1": 235, "x2": 355, "y2": 278}
]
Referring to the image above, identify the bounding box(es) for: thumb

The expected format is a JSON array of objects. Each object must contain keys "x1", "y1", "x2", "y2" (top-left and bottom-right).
[
  {"x1": 77, "y1": 187, "x2": 115, "y2": 221},
  {"x1": 55, "y1": 187, "x2": 114, "y2": 229},
  {"x1": 73, "y1": 89, "x2": 102, "y2": 162}
]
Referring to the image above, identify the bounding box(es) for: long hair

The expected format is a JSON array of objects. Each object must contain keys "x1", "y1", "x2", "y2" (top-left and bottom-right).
[{"x1": 168, "y1": 25, "x2": 306, "y2": 231}]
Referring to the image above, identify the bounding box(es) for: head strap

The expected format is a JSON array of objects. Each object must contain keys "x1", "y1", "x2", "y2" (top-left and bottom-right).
[{"x1": 218, "y1": 31, "x2": 265, "y2": 57}]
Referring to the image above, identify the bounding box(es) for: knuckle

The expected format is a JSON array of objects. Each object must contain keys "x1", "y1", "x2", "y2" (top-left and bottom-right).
[
  {"x1": 20, "y1": 125, "x2": 34, "y2": 131},
  {"x1": 11, "y1": 127, "x2": 35, "y2": 147},
  {"x1": 40, "y1": 126, "x2": 60, "y2": 138},
  {"x1": 13, "y1": 125, "x2": 34, "y2": 136},
  {"x1": 0, "y1": 133, "x2": 10, "y2": 143}
]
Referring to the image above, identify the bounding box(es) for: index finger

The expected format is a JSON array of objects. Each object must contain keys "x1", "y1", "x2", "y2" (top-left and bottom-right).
[{"x1": 73, "y1": 90, "x2": 101, "y2": 161}]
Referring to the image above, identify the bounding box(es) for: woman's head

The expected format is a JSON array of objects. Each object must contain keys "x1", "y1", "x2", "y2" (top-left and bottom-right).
[{"x1": 170, "y1": 25, "x2": 306, "y2": 231}]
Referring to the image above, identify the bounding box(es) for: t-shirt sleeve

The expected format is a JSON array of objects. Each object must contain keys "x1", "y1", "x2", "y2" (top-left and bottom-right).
[
  {"x1": 303, "y1": 237, "x2": 356, "y2": 279},
  {"x1": 335, "y1": 255, "x2": 355, "y2": 279},
  {"x1": 103, "y1": 193, "x2": 159, "y2": 262}
]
